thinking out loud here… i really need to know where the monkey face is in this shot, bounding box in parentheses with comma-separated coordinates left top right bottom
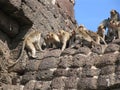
(58, 30, 65, 37)
(110, 10, 117, 15)
(98, 25, 104, 30)
(78, 25, 84, 30)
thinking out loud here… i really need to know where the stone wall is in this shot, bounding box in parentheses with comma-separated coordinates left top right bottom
(0, 0, 120, 90)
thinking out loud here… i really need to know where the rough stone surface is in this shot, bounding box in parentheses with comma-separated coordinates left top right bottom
(0, 0, 120, 90)
(60, 48, 77, 56)
(36, 69, 54, 81)
(38, 57, 59, 70)
(104, 44, 120, 53)
(100, 65, 115, 75)
(34, 81, 51, 90)
(65, 76, 78, 89)
(95, 53, 118, 68)
(58, 55, 73, 68)
(82, 66, 100, 77)
(77, 77, 97, 90)
(91, 44, 104, 55)
(21, 71, 37, 85)
(75, 46, 91, 55)
(97, 74, 116, 89)
(25, 60, 41, 71)
(51, 77, 65, 89)
(72, 54, 86, 67)
(54, 68, 67, 77)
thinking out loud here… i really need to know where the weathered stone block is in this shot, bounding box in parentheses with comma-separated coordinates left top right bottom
(95, 53, 118, 68)
(97, 74, 115, 89)
(75, 46, 91, 55)
(82, 66, 100, 77)
(21, 71, 36, 85)
(65, 76, 78, 89)
(38, 57, 58, 70)
(112, 39, 120, 45)
(72, 54, 86, 67)
(67, 68, 79, 77)
(51, 77, 65, 89)
(104, 44, 120, 53)
(0, 72, 12, 85)
(44, 49, 62, 58)
(100, 65, 115, 75)
(34, 81, 51, 90)
(1, 84, 24, 90)
(36, 70, 54, 80)
(58, 56, 73, 68)
(23, 80, 36, 90)
(86, 53, 99, 66)
(61, 48, 76, 56)
(77, 77, 97, 90)
(54, 68, 67, 77)
(25, 60, 41, 71)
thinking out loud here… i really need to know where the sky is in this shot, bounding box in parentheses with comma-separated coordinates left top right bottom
(74, 0, 120, 32)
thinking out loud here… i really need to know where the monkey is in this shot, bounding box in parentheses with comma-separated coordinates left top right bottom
(109, 20, 120, 39)
(77, 24, 88, 31)
(106, 10, 120, 40)
(73, 25, 107, 48)
(72, 26, 97, 47)
(43, 33, 52, 48)
(107, 19, 119, 40)
(107, 20, 117, 40)
(97, 24, 106, 40)
(86, 30, 107, 45)
(8, 30, 43, 68)
(43, 32, 60, 49)
(110, 9, 120, 21)
(114, 21, 120, 39)
(57, 30, 71, 51)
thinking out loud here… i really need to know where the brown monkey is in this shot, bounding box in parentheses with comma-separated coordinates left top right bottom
(86, 30, 107, 45)
(109, 20, 120, 39)
(73, 27, 97, 47)
(97, 24, 106, 40)
(78, 24, 88, 31)
(57, 30, 71, 51)
(44, 32, 60, 49)
(9, 30, 43, 67)
(73, 25, 107, 48)
(110, 9, 120, 21)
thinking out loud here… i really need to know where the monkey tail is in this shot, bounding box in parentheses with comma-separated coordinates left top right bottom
(100, 37, 107, 45)
(8, 41, 26, 68)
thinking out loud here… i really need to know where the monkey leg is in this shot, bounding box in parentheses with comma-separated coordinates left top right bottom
(95, 37, 100, 44)
(27, 42, 36, 58)
(36, 42, 43, 51)
(117, 30, 120, 39)
(61, 40, 67, 51)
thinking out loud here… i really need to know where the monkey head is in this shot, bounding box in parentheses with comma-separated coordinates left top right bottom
(78, 24, 87, 31)
(57, 30, 65, 37)
(98, 24, 106, 30)
(78, 24, 84, 29)
(110, 9, 117, 15)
